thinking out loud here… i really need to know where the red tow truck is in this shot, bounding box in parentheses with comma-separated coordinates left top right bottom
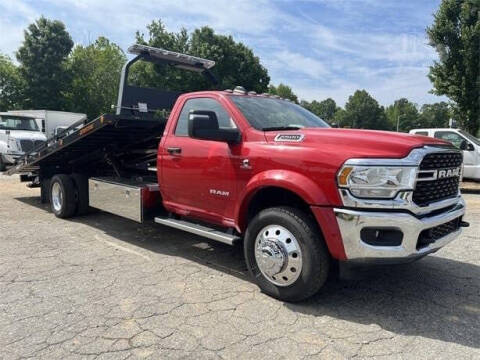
(8, 45, 468, 301)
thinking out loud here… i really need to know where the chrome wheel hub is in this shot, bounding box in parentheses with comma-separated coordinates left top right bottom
(254, 225, 302, 287)
(51, 182, 63, 212)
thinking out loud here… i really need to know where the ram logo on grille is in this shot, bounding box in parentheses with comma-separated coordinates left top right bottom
(437, 167, 461, 179)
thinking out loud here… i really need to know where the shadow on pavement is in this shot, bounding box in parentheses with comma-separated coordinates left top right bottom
(15, 196, 480, 349)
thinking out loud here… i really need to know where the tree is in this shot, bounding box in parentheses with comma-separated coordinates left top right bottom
(418, 102, 451, 128)
(16, 17, 73, 110)
(302, 98, 337, 123)
(268, 83, 298, 103)
(0, 55, 24, 111)
(66, 37, 126, 119)
(132, 20, 269, 93)
(333, 108, 348, 127)
(427, 0, 480, 135)
(385, 98, 420, 132)
(343, 90, 389, 130)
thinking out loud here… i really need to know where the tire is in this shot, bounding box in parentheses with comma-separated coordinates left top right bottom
(71, 173, 89, 215)
(244, 206, 330, 302)
(50, 174, 77, 218)
(0, 157, 6, 172)
(40, 178, 51, 204)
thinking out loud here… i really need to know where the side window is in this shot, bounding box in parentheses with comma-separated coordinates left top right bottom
(434, 131, 465, 149)
(415, 131, 429, 136)
(175, 98, 236, 136)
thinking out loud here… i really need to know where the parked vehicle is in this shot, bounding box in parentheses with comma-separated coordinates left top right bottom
(6, 110, 86, 139)
(0, 113, 47, 171)
(410, 128, 480, 180)
(7, 45, 468, 301)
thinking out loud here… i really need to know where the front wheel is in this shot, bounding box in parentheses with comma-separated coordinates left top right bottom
(244, 207, 330, 302)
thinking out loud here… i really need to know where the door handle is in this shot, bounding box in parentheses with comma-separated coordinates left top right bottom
(167, 147, 182, 155)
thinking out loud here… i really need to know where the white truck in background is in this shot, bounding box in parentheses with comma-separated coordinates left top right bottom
(6, 110, 86, 139)
(410, 128, 480, 180)
(0, 111, 86, 171)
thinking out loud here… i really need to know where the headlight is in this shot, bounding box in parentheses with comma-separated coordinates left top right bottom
(337, 165, 417, 199)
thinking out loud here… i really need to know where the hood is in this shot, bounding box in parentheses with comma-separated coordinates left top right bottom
(266, 128, 451, 159)
(5, 130, 46, 141)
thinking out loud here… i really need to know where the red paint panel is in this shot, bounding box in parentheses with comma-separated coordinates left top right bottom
(311, 206, 347, 260)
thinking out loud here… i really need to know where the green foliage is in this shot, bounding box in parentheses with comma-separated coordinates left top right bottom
(418, 102, 451, 128)
(66, 37, 126, 119)
(0, 54, 24, 111)
(132, 20, 269, 93)
(385, 98, 420, 132)
(16, 17, 73, 110)
(427, 0, 480, 134)
(268, 83, 298, 103)
(301, 98, 337, 123)
(333, 108, 348, 127)
(343, 90, 389, 130)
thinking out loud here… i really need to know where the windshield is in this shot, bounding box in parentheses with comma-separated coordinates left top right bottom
(0, 116, 39, 131)
(230, 96, 330, 131)
(459, 130, 480, 146)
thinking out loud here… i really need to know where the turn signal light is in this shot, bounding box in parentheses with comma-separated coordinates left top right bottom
(338, 166, 353, 186)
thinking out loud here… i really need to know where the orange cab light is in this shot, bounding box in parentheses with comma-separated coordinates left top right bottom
(338, 167, 353, 186)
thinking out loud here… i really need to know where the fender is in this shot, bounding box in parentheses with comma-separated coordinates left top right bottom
(235, 169, 330, 231)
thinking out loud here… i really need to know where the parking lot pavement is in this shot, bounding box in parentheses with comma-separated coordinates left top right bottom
(0, 174, 479, 360)
(462, 180, 480, 193)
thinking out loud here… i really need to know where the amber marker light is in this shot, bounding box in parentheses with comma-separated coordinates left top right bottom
(338, 166, 353, 186)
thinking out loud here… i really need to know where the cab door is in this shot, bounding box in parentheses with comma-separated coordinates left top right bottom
(161, 97, 240, 225)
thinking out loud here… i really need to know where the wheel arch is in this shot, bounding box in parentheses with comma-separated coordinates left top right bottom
(235, 170, 329, 233)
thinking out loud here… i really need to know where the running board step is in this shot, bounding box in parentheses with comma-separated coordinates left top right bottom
(154, 217, 240, 245)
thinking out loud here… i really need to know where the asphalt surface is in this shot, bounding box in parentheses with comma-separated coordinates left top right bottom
(0, 174, 479, 359)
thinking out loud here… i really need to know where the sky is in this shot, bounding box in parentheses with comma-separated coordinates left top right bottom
(0, 0, 445, 107)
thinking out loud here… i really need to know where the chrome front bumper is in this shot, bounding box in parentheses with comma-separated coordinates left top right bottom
(334, 198, 466, 263)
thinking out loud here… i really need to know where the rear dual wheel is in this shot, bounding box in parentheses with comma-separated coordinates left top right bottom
(0, 157, 6, 172)
(49, 174, 89, 218)
(50, 175, 77, 218)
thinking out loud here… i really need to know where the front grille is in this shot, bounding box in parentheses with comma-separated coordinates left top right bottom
(417, 217, 461, 249)
(34, 140, 45, 148)
(419, 152, 463, 170)
(413, 177, 460, 206)
(19, 139, 34, 152)
(18, 139, 45, 153)
(413, 152, 463, 206)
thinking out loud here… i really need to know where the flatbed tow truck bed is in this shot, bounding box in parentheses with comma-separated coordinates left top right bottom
(6, 114, 166, 176)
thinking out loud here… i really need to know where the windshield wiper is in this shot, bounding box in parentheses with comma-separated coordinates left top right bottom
(261, 125, 303, 131)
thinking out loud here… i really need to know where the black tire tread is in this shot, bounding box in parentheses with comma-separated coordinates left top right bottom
(40, 178, 50, 204)
(71, 173, 89, 215)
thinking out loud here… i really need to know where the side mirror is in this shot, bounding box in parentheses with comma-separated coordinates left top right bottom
(188, 110, 241, 144)
(459, 140, 474, 151)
